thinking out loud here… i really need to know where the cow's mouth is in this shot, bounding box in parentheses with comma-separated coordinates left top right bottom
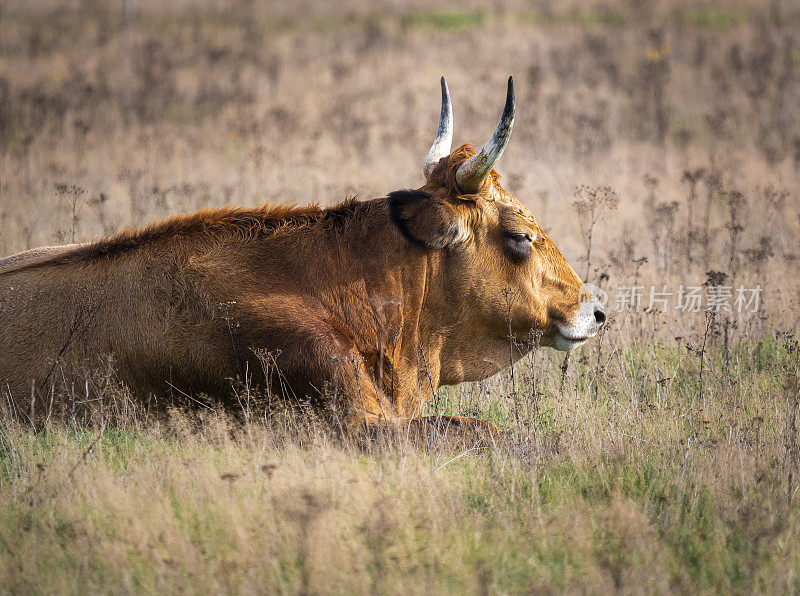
(555, 325, 597, 341)
(550, 325, 598, 351)
(552, 333, 589, 351)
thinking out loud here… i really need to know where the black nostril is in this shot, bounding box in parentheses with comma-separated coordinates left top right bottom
(594, 308, 606, 325)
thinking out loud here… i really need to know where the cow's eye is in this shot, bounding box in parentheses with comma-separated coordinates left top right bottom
(502, 231, 533, 261)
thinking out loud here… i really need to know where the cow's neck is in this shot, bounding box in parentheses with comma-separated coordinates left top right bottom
(309, 199, 451, 409)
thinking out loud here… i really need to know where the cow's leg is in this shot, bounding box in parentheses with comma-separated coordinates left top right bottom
(279, 343, 498, 443)
(324, 347, 396, 432)
(420, 415, 500, 437)
(243, 305, 497, 441)
(291, 347, 500, 444)
(238, 300, 392, 430)
(251, 330, 392, 432)
(385, 415, 500, 448)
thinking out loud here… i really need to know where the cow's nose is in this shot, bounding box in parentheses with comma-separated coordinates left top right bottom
(594, 305, 606, 326)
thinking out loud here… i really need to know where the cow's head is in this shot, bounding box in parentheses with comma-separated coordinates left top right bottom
(389, 77, 605, 371)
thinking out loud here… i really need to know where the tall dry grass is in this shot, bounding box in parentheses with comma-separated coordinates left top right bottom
(1, 332, 799, 592)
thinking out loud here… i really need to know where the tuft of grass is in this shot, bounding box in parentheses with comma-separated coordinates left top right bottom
(578, 7, 627, 27)
(680, 6, 744, 29)
(402, 10, 485, 31)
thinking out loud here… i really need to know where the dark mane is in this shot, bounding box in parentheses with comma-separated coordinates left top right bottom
(26, 197, 371, 269)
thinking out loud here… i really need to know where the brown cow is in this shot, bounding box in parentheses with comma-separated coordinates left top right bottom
(0, 77, 604, 434)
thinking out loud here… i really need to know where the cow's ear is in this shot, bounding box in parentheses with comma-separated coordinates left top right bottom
(387, 190, 467, 249)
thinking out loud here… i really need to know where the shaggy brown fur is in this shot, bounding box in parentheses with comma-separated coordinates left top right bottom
(8, 201, 369, 271)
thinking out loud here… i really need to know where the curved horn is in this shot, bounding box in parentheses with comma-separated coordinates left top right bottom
(423, 76, 453, 178)
(455, 76, 515, 193)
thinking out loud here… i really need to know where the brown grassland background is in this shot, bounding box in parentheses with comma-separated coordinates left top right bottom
(1, 0, 800, 592)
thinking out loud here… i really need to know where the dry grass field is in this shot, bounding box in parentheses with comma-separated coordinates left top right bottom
(1, 0, 800, 592)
